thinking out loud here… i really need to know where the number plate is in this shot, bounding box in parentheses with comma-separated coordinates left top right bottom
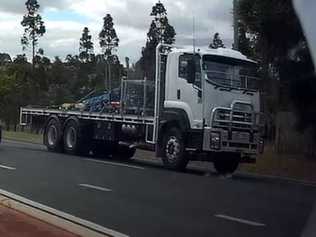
(232, 132, 250, 141)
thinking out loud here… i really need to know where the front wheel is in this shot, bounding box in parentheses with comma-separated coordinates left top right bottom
(161, 127, 188, 171)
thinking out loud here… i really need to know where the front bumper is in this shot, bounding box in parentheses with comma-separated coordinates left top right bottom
(203, 127, 264, 158)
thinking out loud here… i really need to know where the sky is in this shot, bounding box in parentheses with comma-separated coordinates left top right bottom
(0, 0, 234, 64)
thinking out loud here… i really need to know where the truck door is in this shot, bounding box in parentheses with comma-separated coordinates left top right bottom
(165, 53, 203, 129)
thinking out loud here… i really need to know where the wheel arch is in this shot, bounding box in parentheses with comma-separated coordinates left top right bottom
(161, 108, 191, 132)
(156, 108, 191, 157)
(44, 115, 60, 130)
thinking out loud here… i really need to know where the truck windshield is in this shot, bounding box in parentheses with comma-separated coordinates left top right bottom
(203, 59, 260, 91)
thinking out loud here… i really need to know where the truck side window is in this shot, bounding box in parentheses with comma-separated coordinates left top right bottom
(178, 54, 201, 88)
(179, 55, 189, 79)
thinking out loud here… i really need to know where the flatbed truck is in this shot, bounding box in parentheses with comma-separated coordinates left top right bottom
(20, 44, 264, 174)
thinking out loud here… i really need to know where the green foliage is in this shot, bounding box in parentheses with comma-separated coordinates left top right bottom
(209, 33, 225, 49)
(98, 14, 121, 90)
(0, 70, 19, 127)
(149, 1, 176, 44)
(13, 54, 28, 64)
(238, 0, 316, 138)
(138, 1, 176, 80)
(0, 61, 33, 128)
(79, 27, 94, 63)
(238, 0, 304, 64)
(237, 22, 255, 58)
(0, 53, 12, 65)
(21, 0, 46, 64)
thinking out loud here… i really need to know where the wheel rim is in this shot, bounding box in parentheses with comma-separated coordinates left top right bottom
(165, 136, 181, 162)
(47, 125, 58, 146)
(66, 126, 77, 149)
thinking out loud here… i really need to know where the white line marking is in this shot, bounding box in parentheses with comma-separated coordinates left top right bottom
(79, 184, 112, 192)
(0, 188, 129, 237)
(84, 158, 145, 170)
(0, 164, 16, 170)
(215, 214, 266, 227)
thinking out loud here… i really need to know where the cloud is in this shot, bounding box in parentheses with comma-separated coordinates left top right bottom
(0, 0, 66, 14)
(0, 0, 234, 62)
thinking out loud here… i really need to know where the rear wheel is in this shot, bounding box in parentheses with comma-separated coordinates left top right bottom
(63, 120, 91, 156)
(161, 127, 188, 171)
(213, 153, 240, 175)
(44, 119, 63, 152)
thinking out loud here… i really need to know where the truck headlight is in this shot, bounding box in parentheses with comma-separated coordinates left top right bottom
(210, 132, 221, 150)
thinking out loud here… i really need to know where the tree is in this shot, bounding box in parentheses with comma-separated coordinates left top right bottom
(79, 27, 94, 63)
(238, 0, 315, 139)
(0, 70, 20, 130)
(13, 54, 28, 64)
(99, 14, 119, 59)
(21, 0, 46, 66)
(0, 53, 12, 66)
(125, 57, 130, 69)
(0, 57, 33, 130)
(209, 33, 225, 49)
(33, 49, 51, 94)
(99, 14, 120, 90)
(150, 1, 176, 44)
(237, 22, 255, 58)
(65, 54, 80, 66)
(138, 1, 176, 80)
(48, 57, 74, 104)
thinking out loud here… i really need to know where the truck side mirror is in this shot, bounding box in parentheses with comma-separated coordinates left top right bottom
(187, 59, 196, 84)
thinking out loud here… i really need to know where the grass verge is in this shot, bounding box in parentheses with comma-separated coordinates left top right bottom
(2, 131, 42, 144)
(240, 145, 316, 183)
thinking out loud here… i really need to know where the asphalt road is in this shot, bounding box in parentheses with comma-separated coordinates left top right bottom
(0, 140, 315, 237)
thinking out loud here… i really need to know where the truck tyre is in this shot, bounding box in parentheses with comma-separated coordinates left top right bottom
(44, 118, 63, 152)
(63, 120, 90, 156)
(161, 127, 188, 171)
(213, 154, 240, 175)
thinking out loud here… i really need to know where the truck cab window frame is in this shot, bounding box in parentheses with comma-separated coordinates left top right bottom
(178, 54, 202, 88)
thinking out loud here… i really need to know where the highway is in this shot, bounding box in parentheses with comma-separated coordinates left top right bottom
(0, 140, 315, 237)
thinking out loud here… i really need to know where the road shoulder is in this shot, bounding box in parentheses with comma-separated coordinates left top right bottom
(0, 189, 129, 237)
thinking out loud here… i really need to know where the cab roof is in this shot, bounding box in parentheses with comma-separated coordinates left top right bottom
(171, 46, 256, 63)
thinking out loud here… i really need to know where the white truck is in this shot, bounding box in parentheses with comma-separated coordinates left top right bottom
(20, 44, 264, 174)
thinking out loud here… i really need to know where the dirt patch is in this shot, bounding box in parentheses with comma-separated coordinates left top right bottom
(0, 205, 79, 237)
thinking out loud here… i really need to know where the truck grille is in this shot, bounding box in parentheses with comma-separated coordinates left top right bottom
(212, 107, 263, 131)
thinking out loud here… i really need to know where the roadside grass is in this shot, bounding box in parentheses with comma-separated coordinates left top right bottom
(2, 131, 42, 144)
(3, 130, 316, 183)
(240, 145, 316, 183)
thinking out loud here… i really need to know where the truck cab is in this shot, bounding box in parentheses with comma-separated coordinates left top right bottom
(158, 45, 264, 173)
